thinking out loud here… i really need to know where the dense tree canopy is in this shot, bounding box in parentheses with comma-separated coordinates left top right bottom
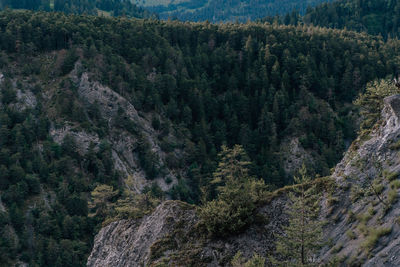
(0, 10, 399, 188)
(303, 0, 400, 39)
(0, 10, 400, 265)
(146, 0, 331, 22)
(0, 0, 153, 18)
(267, 0, 400, 40)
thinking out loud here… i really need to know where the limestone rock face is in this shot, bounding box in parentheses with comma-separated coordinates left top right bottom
(319, 94, 400, 265)
(87, 201, 198, 267)
(87, 95, 400, 267)
(87, 199, 288, 267)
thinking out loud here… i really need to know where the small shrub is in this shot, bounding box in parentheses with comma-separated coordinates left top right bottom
(385, 171, 399, 181)
(346, 229, 356, 240)
(332, 243, 343, 253)
(350, 185, 364, 203)
(361, 227, 391, 252)
(232, 251, 266, 267)
(357, 212, 372, 224)
(390, 180, 400, 189)
(347, 210, 356, 223)
(357, 223, 368, 236)
(388, 189, 397, 205)
(368, 206, 376, 216)
(375, 184, 384, 195)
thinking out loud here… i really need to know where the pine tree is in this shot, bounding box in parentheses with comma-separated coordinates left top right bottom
(88, 184, 118, 219)
(270, 164, 323, 266)
(200, 145, 267, 237)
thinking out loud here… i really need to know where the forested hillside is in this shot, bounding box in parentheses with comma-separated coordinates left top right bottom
(302, 0, 400, 39)
(142, 0, 331, 22)
(1, 10, 400, 266)
(0, 0, 153, 18)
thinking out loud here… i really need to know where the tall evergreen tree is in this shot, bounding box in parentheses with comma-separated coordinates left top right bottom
(270, 164, 323, 266)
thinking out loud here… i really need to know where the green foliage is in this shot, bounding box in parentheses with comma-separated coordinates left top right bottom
(0, 73, 122, 265)
(388, 189, 397, 205)
(1, 79, 16, 105)
(0, 11, 397, 191)
(385, 171, 399, 182)
(354, 79, 400, 132)
(361, 227, 391, 253)
(152, 0, 328, 22)
(356, 212, 373, 225)
(136, 135, 160, 179)
(231, 251, 266, 267)
(1, 0, 153, 18)
(90, 176, 161, 225)
(302, 0, 400, 39)
(60, 48, 79, 76)
(346, 229, 356, 240)
(270, 164, 323, 266)
(0, 9, 399, 265)
(390, 180, 400, 190)
(200, 145, 268, 237)
(88, 184, 119, 219)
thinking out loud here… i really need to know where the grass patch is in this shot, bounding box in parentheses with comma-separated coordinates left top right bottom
(367, 206, 376, 216)
(356, 212, 373, 224)
(332, 242, 343, 253)
(373, 183, 384, 195)
(361, 227, 392, 253)
(346, 229, 356, 240)
(390, 180, 400, 189)
(350, 185, 364, 203)
(384, 170, 399, 181)
(357, 223, 368, 236)
(388, 189, 398, 205)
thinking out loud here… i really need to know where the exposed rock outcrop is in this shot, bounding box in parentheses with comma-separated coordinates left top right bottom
(87, 199, 288, 267)
(88, 96, 400, 266)
(317, 94, 400, 265)
(48, 64, 186, 192)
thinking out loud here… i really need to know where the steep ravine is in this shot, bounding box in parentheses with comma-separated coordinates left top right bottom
(48, 62, 188, 193)
(87, 95, 400, 266)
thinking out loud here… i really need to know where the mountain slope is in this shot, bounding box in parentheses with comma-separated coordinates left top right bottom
(0, 0, 153, 18)
(87, 93, 400, 266)
(302, 0, 400, 39)
(140, 0, 332, 22)
(1, 10, 400, 266)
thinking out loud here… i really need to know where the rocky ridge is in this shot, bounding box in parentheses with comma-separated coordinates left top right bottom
(87, 95, 400, 266)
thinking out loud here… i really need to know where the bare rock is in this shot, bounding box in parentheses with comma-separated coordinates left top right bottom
(318, 94, 400, 265)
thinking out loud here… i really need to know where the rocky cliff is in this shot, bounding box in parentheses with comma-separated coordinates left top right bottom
(87, 95, 400, 266)
(317, 94, 400, 266)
